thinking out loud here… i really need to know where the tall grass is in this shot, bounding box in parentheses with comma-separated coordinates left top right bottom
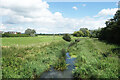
(53, 48, 67, 71)
(2, 40, 69, 78)
(69, 37, 119, 78)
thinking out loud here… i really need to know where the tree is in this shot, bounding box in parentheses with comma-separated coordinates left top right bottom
(73, 31, 84, 37)
(99, 10, 120, 44)
(79, 28, 90, 37)
(62, 34, 71, 42)
(89, 29, 101, 38)
(85, 30, 90, 37)
(25, 28, 36, 36)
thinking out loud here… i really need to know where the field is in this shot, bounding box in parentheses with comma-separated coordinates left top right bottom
(1, 36, 120, 78)
(2, 36, 62, 46)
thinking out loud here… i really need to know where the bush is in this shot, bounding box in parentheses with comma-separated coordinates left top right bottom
(75, 39, 80, 42)
(62, 34, 71, 42)
(61, 48, 66, 58)
(2, 33, 30, 37)
(53, 57, 67, 71)
(73, 31, 84, 37)
(89, 29, 101, 38)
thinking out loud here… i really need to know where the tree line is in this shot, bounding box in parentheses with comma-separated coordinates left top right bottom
(99, 10, 120, 44)
(72, 10, 120, 44)
(2, 29, 36, 37)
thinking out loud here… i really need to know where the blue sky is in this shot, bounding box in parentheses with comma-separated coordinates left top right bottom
(0, 0, 119, 33)
(48, 2, 117, 18)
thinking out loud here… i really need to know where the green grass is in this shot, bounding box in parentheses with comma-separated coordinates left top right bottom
(1, 36, 70, 78)
(68, 37, 119, 78)
(2, 40, 69, 78)
(1, 36, 120, 78)
(1, 36, 62, 46)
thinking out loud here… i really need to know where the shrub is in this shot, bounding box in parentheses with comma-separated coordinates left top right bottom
(53, 58, 67, 71)
(62, 34, 71, 42)
(75, 39, 80, 42)
(61, 48, 66, 58)
(73, 31, 84, 37)
(2, 33, 30, 37)
(68, 42, 76, 47)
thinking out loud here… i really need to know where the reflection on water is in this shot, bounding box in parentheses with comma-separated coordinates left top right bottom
(40, 53, 76, 78)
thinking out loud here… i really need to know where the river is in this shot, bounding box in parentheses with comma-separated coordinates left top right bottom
(40, 52, 76, 78)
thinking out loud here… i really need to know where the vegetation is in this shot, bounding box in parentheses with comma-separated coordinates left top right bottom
(73, 31, 84, 37)
(73, 28, 90, 37)
(62, 34, 71, 42)
(99, 10, 120, 44)
(53, 48, 67, 71)
(68, 38, 119, 78)
(2, 33, 30, 37)
(2, 37, 69, 78)
(1, 10, 120, 79)
(2, 36, 62, 46)
(89, 29, 101, 38)
(1, 35, 120, 79)
(80, 28, 90, 37)
(25, 28, 36, 37)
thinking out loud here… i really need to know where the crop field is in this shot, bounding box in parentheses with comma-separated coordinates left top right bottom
(1, 36, 120, 79)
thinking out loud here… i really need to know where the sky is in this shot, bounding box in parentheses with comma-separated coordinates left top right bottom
(0, 0, 119, 34)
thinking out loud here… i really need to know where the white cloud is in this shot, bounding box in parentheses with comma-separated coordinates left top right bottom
(82, 4, 86, 7)
(72, 6, 78, 10)
(0, 24, 6, 30)
(0, 0, 115, 33)
(95, 8, 118, 17)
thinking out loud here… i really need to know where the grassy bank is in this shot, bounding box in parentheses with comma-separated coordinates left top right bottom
(68, 37, 119, 78)
(2, 36, 69, 78)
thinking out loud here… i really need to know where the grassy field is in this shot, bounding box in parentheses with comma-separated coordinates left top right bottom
(1, 36, 62, 46)
(1, 36, 120, 78)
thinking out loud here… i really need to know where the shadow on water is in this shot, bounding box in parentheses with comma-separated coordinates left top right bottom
(40, 52, 76, 78)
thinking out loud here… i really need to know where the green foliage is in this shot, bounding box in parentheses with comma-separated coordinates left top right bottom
(69, 37, 119, 78)
(61, 48, 66, 58)
(99, 10, 120, 44)
(73, 28, 90, 37)
(2, 33, 30, 37)
(62, 34, 71, 42)
(73, 31, 84, 37)
(53, 57, 67, 71)
(53, 48, 67, 71)
(84, 30, 90, 37)
(25, 28, 36, 36)
(80, 28, 90, 37)
(89, 29, 101, 38)
(2, 37, 69, 78)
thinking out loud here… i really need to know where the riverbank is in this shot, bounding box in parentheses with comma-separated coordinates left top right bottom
(69, 37, 119, 78)
(40, 52, 76, 78)
(2, 39, 69, 78)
